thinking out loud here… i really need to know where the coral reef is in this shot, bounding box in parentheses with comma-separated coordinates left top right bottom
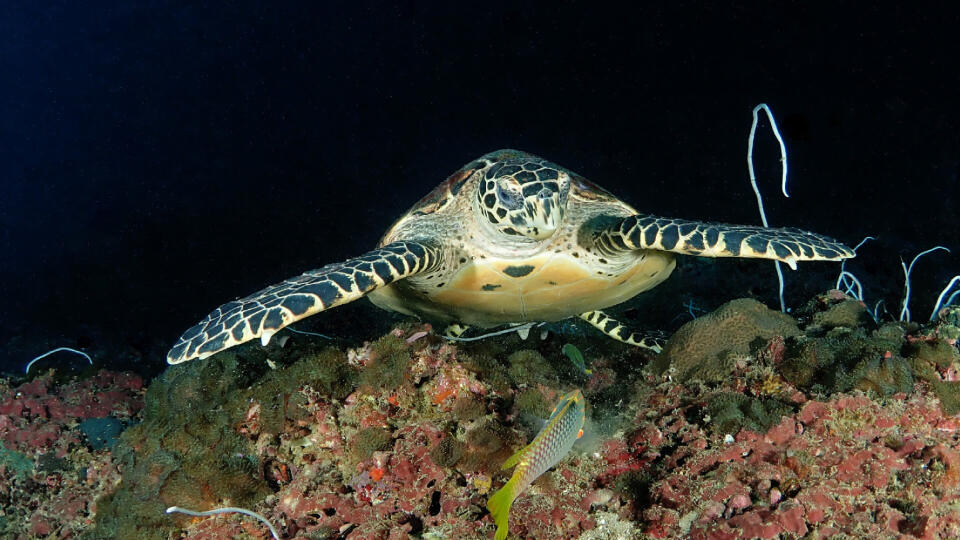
(77, 325, 641, 539)
(8, 291, 960, 538)
(636, 390, 960, 538)
(0, 369, 143, 538)
(628, 291, 960, 538)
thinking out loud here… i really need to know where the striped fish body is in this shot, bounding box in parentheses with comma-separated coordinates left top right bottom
(487, 389, 585, 540)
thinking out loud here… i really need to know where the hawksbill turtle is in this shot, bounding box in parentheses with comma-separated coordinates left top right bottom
(167, 149, 854, 364)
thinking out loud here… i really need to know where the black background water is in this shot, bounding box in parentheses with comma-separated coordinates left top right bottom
(2, 3, 958, 374)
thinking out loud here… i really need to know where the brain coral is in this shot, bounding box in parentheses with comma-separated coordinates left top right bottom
(652, 298, 800, 382)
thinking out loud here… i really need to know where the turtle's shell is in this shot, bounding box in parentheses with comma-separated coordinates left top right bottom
(367, 156, 676, 327)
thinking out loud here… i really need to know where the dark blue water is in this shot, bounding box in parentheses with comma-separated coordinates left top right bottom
(2, 2, 958, 375)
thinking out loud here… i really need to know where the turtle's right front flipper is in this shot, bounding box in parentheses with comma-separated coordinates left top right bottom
(592, 214, 854, 270)
(166, 241, 442, 364)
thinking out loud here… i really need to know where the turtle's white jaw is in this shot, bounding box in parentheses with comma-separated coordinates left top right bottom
(521, 191, 564, 240)
(477, 186, 567, 242)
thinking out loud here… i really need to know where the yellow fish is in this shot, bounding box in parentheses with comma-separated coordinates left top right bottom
(487, 389, 586, 540)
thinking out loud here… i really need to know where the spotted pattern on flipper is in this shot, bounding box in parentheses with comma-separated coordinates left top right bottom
(579, 310, 664, 353)
(594, 214, 855, 269)
(167, 241, 442, 364)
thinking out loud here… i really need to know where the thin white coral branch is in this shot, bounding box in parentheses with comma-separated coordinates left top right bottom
(165, 506, 281, 540)
(929, 275, 960, 321)
(899, 246, 950, 321)
(24, 347, 93, 374)
(747, 103, 790, 312)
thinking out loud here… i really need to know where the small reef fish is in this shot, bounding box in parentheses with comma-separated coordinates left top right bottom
(562, 343, 593, 375)
(487, 389, 586, 540)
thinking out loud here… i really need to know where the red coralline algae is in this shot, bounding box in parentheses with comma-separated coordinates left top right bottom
(0, 370, 143, 459)
(0, 369, 140, 538)
(635, 385, 960, 539)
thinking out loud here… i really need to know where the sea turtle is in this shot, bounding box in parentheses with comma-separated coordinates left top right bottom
(167, 149, 854, 364)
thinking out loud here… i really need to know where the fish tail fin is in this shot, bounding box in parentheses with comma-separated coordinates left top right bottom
(487, 479, 516, 540)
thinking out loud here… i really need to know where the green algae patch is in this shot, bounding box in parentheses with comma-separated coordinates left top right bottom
(779, 325, 911, 398)
(460, 418, 519, 474)
(465, 419, 510, 453)
(360, 334, 412, 391)
(514, 388, 551, 418)
(905, 339, 960, 414)
(86, 342, 354, 539)
(810, 298, 875, 331)
(225, 346, 358, 435)
(906, 340, 958, 372)
(460, 351, 512, 393)
(507, 349, 558, 386)
(283, 347, 358, 400)
(845, 348, 914, 396)
(777, 299, 960, 414)
(707, 392, 793, 435)
(646, 294, 960, 425)
(452, 394, 488, 421)
(350, 427, 394, 461)
(931, 381, 960, 415)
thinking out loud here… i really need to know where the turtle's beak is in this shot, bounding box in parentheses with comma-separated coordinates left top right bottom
(523, 188, 564, 240)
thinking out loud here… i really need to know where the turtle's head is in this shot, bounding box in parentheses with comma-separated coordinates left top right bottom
(475, 157, 571, 241)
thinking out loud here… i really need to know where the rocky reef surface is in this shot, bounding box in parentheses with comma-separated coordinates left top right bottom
(0, 370, 143, 537)
(3, 291, 960, 539)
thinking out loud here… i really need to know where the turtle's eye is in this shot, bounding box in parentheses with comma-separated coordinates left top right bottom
(496, 180, 523, 209)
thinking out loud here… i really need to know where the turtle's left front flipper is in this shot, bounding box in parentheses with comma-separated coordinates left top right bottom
(592, 214, 854, 269)
(166, 240, 442, 364)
